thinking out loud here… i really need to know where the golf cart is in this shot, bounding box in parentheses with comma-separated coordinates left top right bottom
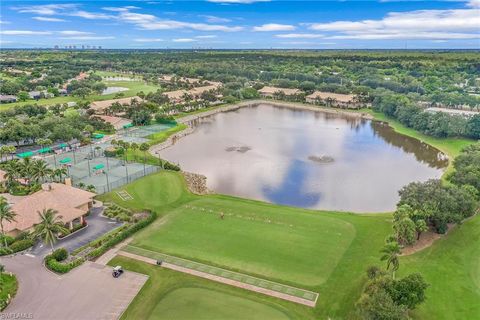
(112, 266, 124, 278)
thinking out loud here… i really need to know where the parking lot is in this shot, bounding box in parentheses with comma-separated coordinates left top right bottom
(1, 255, 147, 320)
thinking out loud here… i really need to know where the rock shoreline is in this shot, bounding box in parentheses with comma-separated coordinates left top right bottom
(182, 171, 210, 195)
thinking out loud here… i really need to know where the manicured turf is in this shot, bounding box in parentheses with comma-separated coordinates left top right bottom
(399, 214, 480, 320)
(148, 287, 291, 320)
(100, 171, 392, 318)
(109, 256, 309, 320)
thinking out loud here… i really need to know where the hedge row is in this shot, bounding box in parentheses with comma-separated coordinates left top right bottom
(45, 255, 85, 274)
(86, 211, 157, 260)
(0, 239, 34, 256)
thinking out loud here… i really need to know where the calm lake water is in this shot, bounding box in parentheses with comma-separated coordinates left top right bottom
(102, 86, 129, 95)
(160, 104, 448, 212)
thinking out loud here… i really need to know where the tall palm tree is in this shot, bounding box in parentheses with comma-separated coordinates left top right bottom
(31, 160, 52, 183)
(52, 168, 67, 183)
(3, 161, 21, 187)
(0, 196, 16, 247)
(33, 209, 69, 253)
(20, 158, 34, 184)
(380, 241, 401, 279)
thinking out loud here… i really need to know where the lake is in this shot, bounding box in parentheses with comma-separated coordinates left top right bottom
(160, 104, 448, 212)
(102, 86, 129, 95)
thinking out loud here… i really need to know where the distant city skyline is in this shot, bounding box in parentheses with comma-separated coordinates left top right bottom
(1, 0, 479, 49)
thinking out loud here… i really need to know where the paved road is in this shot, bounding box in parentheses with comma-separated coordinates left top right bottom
(0, 255, 147, 320)
(31, 205, 123, 257)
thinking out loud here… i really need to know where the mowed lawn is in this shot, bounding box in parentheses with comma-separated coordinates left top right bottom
(399, 214, 480, 320)
(109, 256, 310, 320)
(100, 171, 392, 318)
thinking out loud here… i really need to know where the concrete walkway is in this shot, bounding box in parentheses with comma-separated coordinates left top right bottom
(118, 249, 318, 307)
(0, 254, 147, 320)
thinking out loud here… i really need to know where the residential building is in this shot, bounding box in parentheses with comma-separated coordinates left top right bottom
(306, 91, 365, 109)
(258, 86, 303, 98)
(89, 96, 144, 114)
(0, 95, 18, 103)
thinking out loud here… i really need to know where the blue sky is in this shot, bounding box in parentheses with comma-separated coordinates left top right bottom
(1, 0, 479, 49)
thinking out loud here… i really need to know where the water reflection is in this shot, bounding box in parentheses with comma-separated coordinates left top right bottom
(160, 104, 447, 212)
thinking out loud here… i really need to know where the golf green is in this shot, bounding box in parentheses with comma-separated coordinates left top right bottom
(148, 287, 291, 320)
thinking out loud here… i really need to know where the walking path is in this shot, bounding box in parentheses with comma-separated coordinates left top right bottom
(119, 245, 318, 307)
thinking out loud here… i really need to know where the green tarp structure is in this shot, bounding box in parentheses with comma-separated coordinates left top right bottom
(92, 164, 105, 170)
(17, 151, 34, 158)
(59, 157, 71, 164)
(58, 143, 68, 148)
(92, 133, 104, 139)
(123, 123, 134, 129)
(37, 147, 51, 154)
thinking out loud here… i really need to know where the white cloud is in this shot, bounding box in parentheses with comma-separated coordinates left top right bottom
(196, 35, 218, 39)
(14, 4, 77, 15)
(207, 0, 270, 3)
(119, 11, 243, 31)
(134, 38, 164, 42)
(102, 6, 140, 12)
(172, 38, 197, 42)
(308, 6, 480, 40)
(1, 30, 52, 35)
(253, 23, 296, 32)
(0, 19, 9, 24)
(33, 16, 66, 22)
(59, 36, 115, 40)
(467, 0, 480, 8)
(58, 31, 93, 36)
(276, 33, 324, 39)
(200, 15, 232, 23)
(70, 11, 112, 20)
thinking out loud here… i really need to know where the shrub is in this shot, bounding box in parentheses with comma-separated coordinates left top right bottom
(0, 247, 13, 256)
(15, 231, 31, 241)
(45, 256, 84, 274)
(52, 248, 68, 262)
(8, 239, 34, 253)
(163, 161, 180, 171)
(0, 235, 15, 246)
(87, 211, 156, 260)
(104, 147, 117, 157)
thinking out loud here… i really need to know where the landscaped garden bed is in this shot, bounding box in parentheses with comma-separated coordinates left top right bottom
(0, 270, 18, 311)
(0, 233, 34, 256)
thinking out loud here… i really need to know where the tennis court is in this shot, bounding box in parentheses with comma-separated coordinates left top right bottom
(43, 123, 173, 193)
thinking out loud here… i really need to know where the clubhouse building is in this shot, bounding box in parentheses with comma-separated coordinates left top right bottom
(3, 183, 96, 237)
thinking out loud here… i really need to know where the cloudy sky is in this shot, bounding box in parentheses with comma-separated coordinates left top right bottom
(1, 0, 479, 49)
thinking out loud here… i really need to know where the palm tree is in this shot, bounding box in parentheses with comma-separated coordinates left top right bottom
(33, 208, 69, 253)
(77, 182, 86, 189)
(52, 168, 67, 183)
(3, 161, 21, 187)
(31, 160, 53, 183)
(86, 185, 96, 193)
(380, 241, 401, 279)
(0, 197, 16, 247)
(20, 158, 34, 184)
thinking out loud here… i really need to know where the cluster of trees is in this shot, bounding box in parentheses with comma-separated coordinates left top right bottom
(67, 74, 106, 98)
(3, 50, 479, 108)
(390, 143, 480, 246)
(356, 240, 428, 320)
(0, 104, 113, 146)
(373, 90, 480, 139)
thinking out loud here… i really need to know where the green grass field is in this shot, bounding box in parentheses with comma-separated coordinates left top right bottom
(109, 256, 310, 320)
(101, 170, 480, 319)
(100, 171, 392, 318)
(1, 77, 161, 110)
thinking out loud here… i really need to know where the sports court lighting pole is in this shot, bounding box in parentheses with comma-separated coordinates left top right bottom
(72, 148, 77, 164)
(87, 158, 91, 177)
(104, 171, 110, 192)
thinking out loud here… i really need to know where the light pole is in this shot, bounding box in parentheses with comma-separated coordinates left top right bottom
(104, 171, 110, 192)
(87, 158, 91, 177)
